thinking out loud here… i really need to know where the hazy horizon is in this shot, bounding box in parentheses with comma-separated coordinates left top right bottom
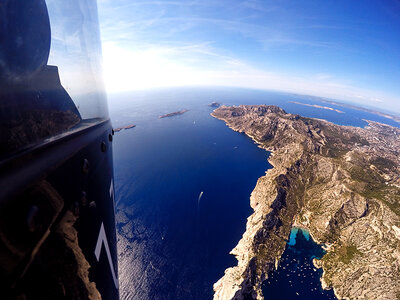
(98, 0, 400, 113)
(106, 85, 400, 117)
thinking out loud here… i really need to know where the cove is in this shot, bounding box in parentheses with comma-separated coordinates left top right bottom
(262, 227, 336, 299)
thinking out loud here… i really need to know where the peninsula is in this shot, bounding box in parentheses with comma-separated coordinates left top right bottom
(211, 105, 400, 300)
(289, 101, 344, 114)
(114, 124, 136, 132)
(159, 109, 188, 118)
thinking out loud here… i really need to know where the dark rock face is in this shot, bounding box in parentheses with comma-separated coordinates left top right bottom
(328, 193, 368, 239)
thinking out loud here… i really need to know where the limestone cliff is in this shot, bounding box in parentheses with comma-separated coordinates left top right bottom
(211, 105, 400, 300)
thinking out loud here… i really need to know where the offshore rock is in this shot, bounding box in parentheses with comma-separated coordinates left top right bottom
(212, 105, 400, 300)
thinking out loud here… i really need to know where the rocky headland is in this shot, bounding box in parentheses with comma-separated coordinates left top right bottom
(289, 101, 344, 114)
(211, 105, 400, 300)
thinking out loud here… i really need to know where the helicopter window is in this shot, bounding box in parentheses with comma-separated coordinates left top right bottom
(0, 0, 108, 160)
(46, 0, 108, 120)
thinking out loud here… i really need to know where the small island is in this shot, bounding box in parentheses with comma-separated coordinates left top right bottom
(114, 124, 136, 132)
(212, 105, 400, 300)
(159, 109, 188, 118)
(208, 101, 221, 108)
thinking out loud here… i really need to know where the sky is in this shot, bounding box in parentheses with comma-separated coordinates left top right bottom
(97, 0, 400, 113)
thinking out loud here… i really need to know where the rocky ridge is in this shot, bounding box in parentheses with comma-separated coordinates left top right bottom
(211, 105, 400, 300)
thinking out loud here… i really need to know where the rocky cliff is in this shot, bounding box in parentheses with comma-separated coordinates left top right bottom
(211, 105, 400, 300)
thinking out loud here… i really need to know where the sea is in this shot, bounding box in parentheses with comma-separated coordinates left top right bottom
(108, 87, 399, 300)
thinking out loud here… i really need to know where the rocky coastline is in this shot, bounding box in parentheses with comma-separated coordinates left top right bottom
(212, 105, 400, 300)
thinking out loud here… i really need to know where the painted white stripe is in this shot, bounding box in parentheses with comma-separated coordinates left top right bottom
(94, 222, 119, 290)
(109, 180, 115, 205)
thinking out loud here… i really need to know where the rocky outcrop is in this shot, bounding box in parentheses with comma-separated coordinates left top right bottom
(209, 102, 221, 108)
(159, 109, 188, 118)
(212, 105, 400, 300)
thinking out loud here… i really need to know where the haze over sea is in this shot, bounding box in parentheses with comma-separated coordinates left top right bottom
(109, 87, 399, 300)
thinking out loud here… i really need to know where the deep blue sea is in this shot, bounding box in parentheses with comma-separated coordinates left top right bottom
(109, 87, 399, 300)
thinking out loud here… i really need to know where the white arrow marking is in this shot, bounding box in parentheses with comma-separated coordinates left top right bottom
(109, 180, 115, 206)
(94, 222, 119, 290)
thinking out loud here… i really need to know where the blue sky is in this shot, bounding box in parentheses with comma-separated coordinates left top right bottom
(97, 0, 400, 112)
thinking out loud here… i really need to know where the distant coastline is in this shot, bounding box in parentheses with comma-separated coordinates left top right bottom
(289, 101, 344, 113)
(320, 99, 400, 124)
(288, 93, 400, 124)
(159, 109, 188, 118)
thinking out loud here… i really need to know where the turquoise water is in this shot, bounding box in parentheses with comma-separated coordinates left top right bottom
(263, 227, 336, 299)
(109, 87, 397, 299)
(288, 227, 310, 246)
